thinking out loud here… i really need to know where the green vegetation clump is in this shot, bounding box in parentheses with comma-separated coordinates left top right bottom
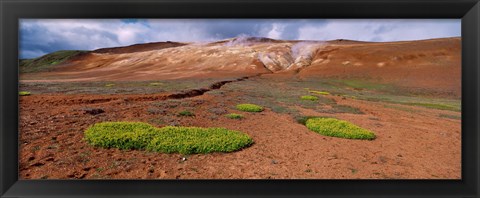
(84, 122, 158, 150)
(309, 91, 330, 95)
(84, 122, 253, 154)
(300, 95, 318, 101)
(225, 113, 244, 119)
(19, 91, 31, 96)
(178, 110, 195, 116)
(105, 83, 115, 87)
(305, 117, 376, 140)
(236, 104, 264, 112)
(147, 126, 253, 154)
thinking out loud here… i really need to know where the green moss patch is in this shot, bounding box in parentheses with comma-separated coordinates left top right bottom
(300, 95, 318, 101)
(147, 126, 252, 154)
(305, 118, 376, 140)
(236, 104, 264, 112)
(84, 122, 253, 154)
(225, 113, 244, 119)
(19, 91, 31, 96)
(309, 91, 330, 95)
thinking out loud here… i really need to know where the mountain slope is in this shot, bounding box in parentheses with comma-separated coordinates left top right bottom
(20, 37, 461, 96)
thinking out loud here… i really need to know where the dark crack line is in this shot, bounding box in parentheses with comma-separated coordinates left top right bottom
(167, 75, 259, 100)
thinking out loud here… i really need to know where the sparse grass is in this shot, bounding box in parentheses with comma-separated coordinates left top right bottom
(402, 102, 460, 112)
(270, 105, 297, 114)
(439, 114, 461, 120)
(208, 107, 227, 115)
(153, 100, 181, 108)
(19, 79, 221, 95)
(147, 108, 166, 115)
(383, 104, 418, 113)
(300, 95, 318, 101)
(178, 110, 195, 117)
(105, 83, 115, 87)
(225, 113, 244, 119)
(236, 104, 264, 112)
(336, 79, 391, 91)
(84, 122, 253, 154)
(305, 117, 376, 140)
(328, 104, 364, 114)
(19, 91, 31, 96)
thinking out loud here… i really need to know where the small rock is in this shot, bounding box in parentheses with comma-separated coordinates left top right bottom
(82, 107, 105, 115)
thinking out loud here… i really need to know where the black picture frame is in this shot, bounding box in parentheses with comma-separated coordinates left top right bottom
(1, 0, 479, 197)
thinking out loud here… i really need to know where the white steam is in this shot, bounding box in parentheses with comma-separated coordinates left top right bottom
(224, 34, 265, 47)
(290, 42, 324, 61)
(287, 42, 325, 70)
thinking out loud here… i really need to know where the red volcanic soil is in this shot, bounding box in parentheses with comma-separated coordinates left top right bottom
(19, 88, 460, 179)
(20, 37, 461, 97)
(297, 38, 461, 96)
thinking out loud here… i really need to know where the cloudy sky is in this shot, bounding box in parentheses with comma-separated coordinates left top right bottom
(19, 19, 460, 59)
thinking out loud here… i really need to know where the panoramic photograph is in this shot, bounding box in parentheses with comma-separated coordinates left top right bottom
(18, 19, 461, 179)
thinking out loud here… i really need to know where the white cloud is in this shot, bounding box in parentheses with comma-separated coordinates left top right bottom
(19, 19, 461, 58)
(297, 19, 460, 42)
